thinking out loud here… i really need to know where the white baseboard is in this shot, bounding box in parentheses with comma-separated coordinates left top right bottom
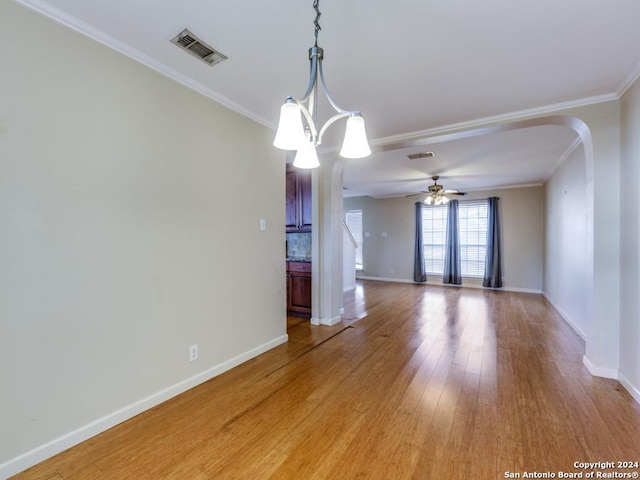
(618, 372, 640, 405)
(543, 296, 640, 406)
(542, 293, 586, 340)
(356, 275, 542, 293)
(582, 358, 640, 406)
(582, 355, 619, 379)
(310, 315, 342, 326)
(459, 283, 542, 294)
(0, 334, 288, 479)
(356, 275, 415, 284)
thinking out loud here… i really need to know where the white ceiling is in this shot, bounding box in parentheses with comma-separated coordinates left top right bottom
(18, 0, 640, 197)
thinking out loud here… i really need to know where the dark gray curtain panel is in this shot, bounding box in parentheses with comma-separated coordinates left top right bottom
(414, 202, 427, 283)
(443, 199, 462, 285)
(483, 197, 503, 288)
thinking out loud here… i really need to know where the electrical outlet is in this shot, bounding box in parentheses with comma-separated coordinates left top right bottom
(189, 344, 198, 362)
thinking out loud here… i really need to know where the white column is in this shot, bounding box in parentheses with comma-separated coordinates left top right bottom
(311, 155, 345, 326)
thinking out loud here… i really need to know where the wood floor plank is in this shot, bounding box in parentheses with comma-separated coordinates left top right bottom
(11, 281, 640, 479)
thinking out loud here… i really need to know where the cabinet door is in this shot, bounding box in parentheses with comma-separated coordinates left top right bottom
(285, 167, 298, 231)
(289, 274, 312, 312)
(298, 168, 312, 231)
(287, 262, 312, 316)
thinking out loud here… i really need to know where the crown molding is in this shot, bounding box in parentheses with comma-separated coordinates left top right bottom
(372, 182, 544, 199)
(12, 0, 275, 130)
(12, 0, 637, 140)
(546, 136, 584, 180)
(370, 92, 618, 151)
(617, 59, 640, 97)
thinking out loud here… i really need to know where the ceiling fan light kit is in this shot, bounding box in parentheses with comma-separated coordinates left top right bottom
(420, 176, 467, 205)
(273, 0, 371, 168)
(425, 192, 450, 205)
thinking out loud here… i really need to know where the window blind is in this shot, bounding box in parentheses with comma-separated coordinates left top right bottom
(422, 200, 488, 278)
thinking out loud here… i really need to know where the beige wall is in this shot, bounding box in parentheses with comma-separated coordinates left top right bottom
(620, 76, 640, 396)
(344, 186, 544, 292)
(544, 146, 589, 338)
(557, 102, 621, 377)
(0, 1, 285, 474)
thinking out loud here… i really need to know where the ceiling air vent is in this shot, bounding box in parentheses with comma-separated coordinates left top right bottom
(171, 29, 228, 66)
(407, 152, 435, 160)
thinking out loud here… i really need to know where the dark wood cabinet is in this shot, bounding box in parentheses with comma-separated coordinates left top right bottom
(286, 165, 312, 232)
(287, 261, 312, 316)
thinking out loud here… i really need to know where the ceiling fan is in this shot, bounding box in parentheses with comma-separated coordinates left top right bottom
(408, 176, 467, 205)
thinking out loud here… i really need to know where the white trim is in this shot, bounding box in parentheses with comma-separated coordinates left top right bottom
(618, 373, 640, 405)
(617, 59, 640, 97)
(310, 315, 342, 326)
(446, 282, 542, 294)
(0, 334, 288, 479)
(357, 275, 415, 284)
(546, 136, 583, 180)
(367, 94, 617, 152)
(582, 360, 640, 406)
(342, 220, 358, 249)
(370, 182, 545, 199)
(582, 355, 619, 380)
(542, 293, 586, 340)
(11, 0, 274, 130)
(356, 276, 542, 293)
(463, 182, 544, 192)
(484, 285, 541, 294)
(11, 0, 630, 151)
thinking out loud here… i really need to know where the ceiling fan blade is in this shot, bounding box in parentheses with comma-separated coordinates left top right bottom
(405, 191, 429, 197)
(402, 179, 469, 198)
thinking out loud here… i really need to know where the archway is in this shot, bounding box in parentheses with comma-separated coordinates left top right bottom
(317, 115, 598, 374)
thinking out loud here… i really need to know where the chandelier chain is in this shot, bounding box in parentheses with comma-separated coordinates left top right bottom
(272, 0, 371, 163)
(313, 0, 321, 46)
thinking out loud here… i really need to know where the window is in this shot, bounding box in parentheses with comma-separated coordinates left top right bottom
(421, 206, 448, 274)
(422, 200, 488, 277)
(458, 201, 488, 277)
(345, 210, 364, 270)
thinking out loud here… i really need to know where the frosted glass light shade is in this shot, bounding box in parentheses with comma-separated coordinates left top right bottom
(340, 115, 371, 158)
(293, 136, 319, 169)
(441, 195, 449, 204)
(273, 101, 305, 150)
(424, 196, 433, 205)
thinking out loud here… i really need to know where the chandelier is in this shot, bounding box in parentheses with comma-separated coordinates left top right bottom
(273, 0, 371, 168)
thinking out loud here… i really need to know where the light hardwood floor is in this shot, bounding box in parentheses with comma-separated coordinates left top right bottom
(13, 281, 640, 479)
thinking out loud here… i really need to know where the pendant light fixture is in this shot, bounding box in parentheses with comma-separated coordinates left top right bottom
(273, 0, 371, 168)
